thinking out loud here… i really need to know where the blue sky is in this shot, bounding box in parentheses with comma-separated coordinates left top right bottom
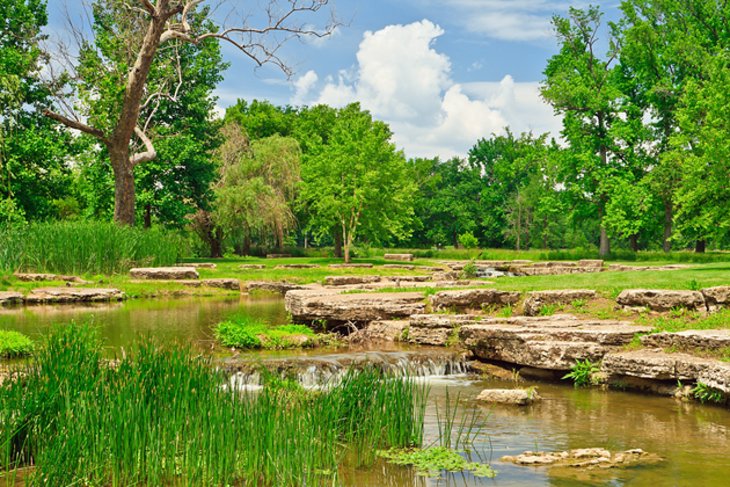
(46, 1, 621, 159)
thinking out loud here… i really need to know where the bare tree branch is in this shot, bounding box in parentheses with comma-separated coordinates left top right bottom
(131, 126, 156, 165)
(43, 109, 108, 143)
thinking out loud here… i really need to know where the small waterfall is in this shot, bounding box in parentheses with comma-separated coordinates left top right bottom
(226, 351, 471, 390)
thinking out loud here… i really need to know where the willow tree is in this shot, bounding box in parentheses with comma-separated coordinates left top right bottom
(44, 0, 335, 225)
(214, 123, 301, 254)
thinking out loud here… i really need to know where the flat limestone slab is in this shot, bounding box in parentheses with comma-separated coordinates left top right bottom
(523, 289, 596, 316)
(180, 278, 241, 291)
(641, 329, 730, 350)
(384, 253, 414, 262)
(25, 287, 125, 304)
(180, 262, 217, 269)
(14, 273, 88, 283)
(347, 320, 408, 343)
(601, 350, 714, 381)
(243, 281, 310, 295)
(701, 286, 730, 311)
(431, 289, 520, 310)
(502, 448, 661, 469)
(286, 290, 426, 325)
(408, 314, 482, 346)
(0, 291, 23, 306)
(129, 267, 199, 280)
(616, 289, 705, 312)
(476, 388, 540, 406)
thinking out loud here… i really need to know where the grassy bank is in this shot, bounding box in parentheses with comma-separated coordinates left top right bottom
(0, 324, 427, 485)
(0, 221, 187, 275)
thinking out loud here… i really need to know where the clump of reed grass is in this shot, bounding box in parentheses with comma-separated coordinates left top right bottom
(0, 221, 186, 275)
(214, 316, 325, 350)
(0, 330, 33, 358)
(0, 323, 427, 485)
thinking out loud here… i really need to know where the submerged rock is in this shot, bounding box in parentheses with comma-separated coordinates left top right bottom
(476, 388, 540, 405)
(25, 287, 125, 303)
(501, 448, 661, 469)
(523, 289, 596, 316)
(616, 289, 705, 312)
(129, 267, 199, 280)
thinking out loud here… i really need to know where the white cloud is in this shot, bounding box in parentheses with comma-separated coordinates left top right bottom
(292, 70, 319, 105)
(294, 20, 561, 159)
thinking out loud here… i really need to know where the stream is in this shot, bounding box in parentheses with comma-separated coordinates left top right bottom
(1, 296, 729, 486)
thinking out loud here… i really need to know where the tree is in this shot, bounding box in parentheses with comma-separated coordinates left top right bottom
(299, 103, 415, 262)
(44, 0, 335, 225)
(214, 123, 301, 254)
(541, 7, 625, 257)
(0, 0, 74, 222)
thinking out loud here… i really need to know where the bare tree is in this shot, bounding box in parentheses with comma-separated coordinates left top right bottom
(44, 0, 336, 225)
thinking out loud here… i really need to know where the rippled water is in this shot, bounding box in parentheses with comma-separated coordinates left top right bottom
(1, 297, 729, 485)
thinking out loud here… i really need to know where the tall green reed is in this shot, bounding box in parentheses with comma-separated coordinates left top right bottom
(0, 323, 427, 486)
(0, 221, 187, 275)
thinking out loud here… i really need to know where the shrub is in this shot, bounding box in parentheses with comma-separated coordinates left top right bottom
(458, 232, 479, 249)
(461, 260, 478, 279)
(692, 382, 726, 404)
(0, 330, 34, 358)
(214, 317, 318, 350)
(563, 359, 601, 387)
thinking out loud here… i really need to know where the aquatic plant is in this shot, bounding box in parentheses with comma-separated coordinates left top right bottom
(692, 382, 726, 404)
(0, 330, 33, 358)
(0, 323, 428, 485)
(377, 446, 496, 478)
(0, 221, 185, 275)
(214, 316, 319, 350)
(563, 359, 601, 387)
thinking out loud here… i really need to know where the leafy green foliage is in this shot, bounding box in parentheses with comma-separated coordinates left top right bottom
(692, 382, 726, 404)
(458, 231, 479, 249)
(461, 260, 478, 279)
(377, 447, 496, 478)
(214, 316, 318, 350)
(0, 330, 33, 358)
(563, 359, 601, 387)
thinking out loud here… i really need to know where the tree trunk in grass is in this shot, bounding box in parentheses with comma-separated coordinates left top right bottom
(695, 239, 706, 253)
(629, 234, 639, 252)
(333, 230, 343, 258)
(663, 200, 673, 252)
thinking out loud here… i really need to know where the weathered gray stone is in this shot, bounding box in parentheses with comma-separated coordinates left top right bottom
(407, 314, 481, 346)
(275, 264, 319, 269)
(640, 329, 730, 351)
(511, 266, 602, 276)
(384, 253, 414, 262)
(698, 362, 730, 394)
(501, 448, 661, 469)
(382, 264, 416, 270)
(180, 279, 241, 290)
(347, 320, 408, 343)
(0, 291, 23, 306)
(469, 361, 520, 381)
(286, 290, 426, 326)
(238, 264, 266, 270)
(601, 350, 713, 381)
(130, 267, 199, 280)
(431, 289, 520, 310)
(523, 289, 596, 316)
(244, 281, 308, 295)
(180, 262, 217, 269)
(266, 254, 291, 258)
(14, 273, 89, 283)
(476, 388, 540, 405)
(328, 263, 374, 268)
(578, 259, 604, 268)
(701, 286, 730, 311)
(616, 289, 705, 312)
(461, 317, 650, 370)
(25, 287, 125, 303)
(324, 275, 382, 286)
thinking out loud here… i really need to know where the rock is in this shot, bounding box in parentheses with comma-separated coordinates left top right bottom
(698, 362, 730, 394)
(469, 361, 520, 381)
(286, 290, 426, 327)
(129, 267, 199, 280)
(202, 278, 241, 291)
(501, 448, 661, 469)
(461, 316, 650, 370)
(382, 264, 415, 270)
(179, 262, 217, 269)
(431, 289, 520, 311)
(616, 289, 705, 312)
(328, 263, 374, 268)
(324, 275, 382, 286)
(238, 264, 266, 270)
(384, 253, 414, 262)
(523, 289, 596, 316)
(244, 281, 308, 295)
(640, 329, 730, 351)
(601, 350, 713, 381)
(579, 259, 604, 269)
(347, 320, 409, 343)
(25, 287, 125, 304)
(0, 291, 23, 306)
(407, 314, 482, 346)
(14, 273, 89, 283)
(275, 264, 319, 269)
(266, 254, 291, 258)
(701, 286, 730, 311)
(476, 388, 540, 405)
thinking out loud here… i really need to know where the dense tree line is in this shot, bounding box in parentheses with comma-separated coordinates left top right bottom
(1, 1, 728, 257)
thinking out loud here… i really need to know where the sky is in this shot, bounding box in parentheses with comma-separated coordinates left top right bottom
(46, 1, 622, 160)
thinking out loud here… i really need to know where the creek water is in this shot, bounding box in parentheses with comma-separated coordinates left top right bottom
(1, 297, 729, 486)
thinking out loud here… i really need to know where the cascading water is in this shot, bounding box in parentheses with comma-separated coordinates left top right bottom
(226, 350, 472, 390)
